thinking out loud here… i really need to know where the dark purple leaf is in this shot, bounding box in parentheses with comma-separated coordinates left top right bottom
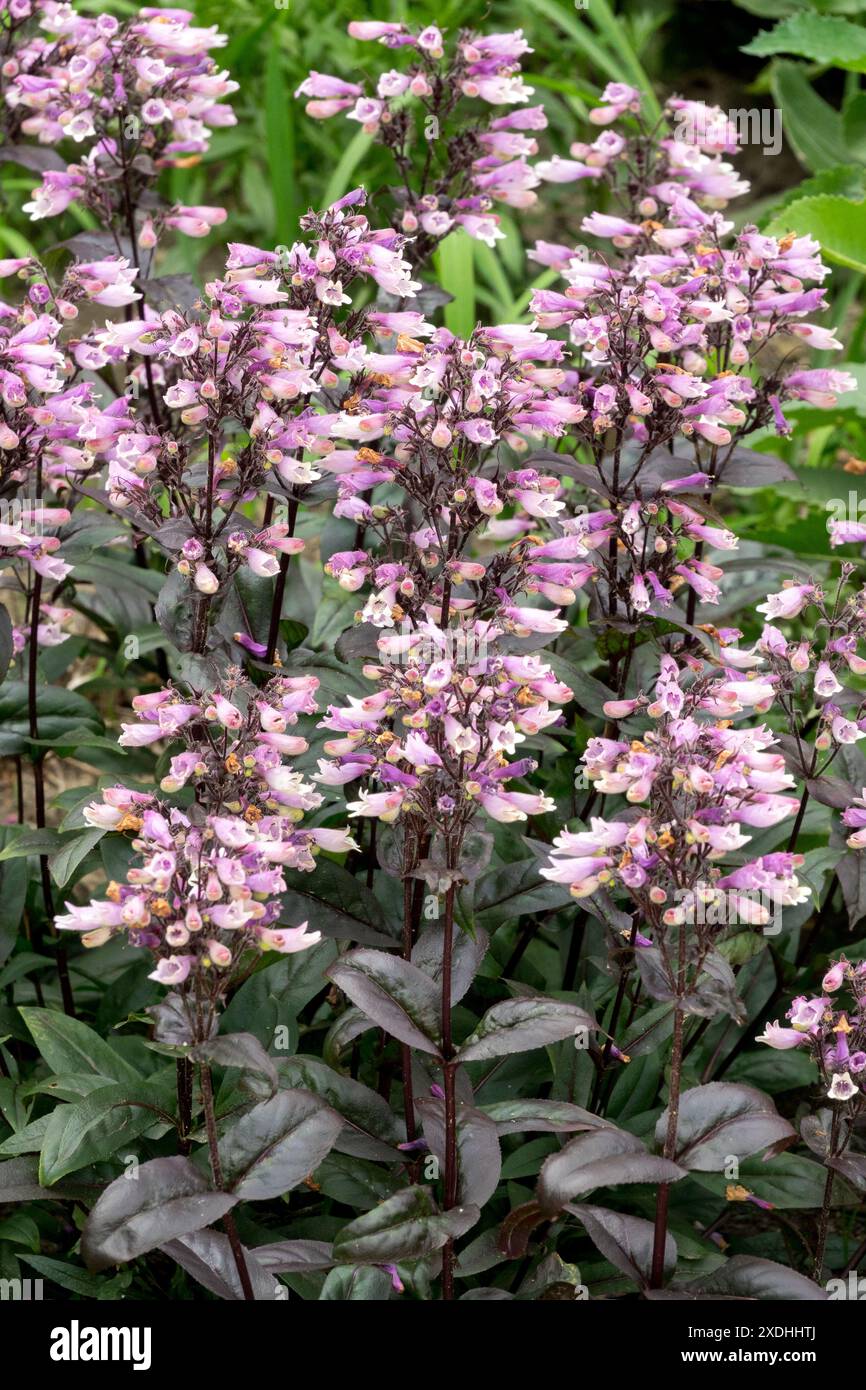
(146, 993, 204, 1046)
(251, 1239, 335, 1274)
(412, 922, 489, 1005)
(416, 1097, 502, 1207)
(140, 274, 200, 313)
(219, 1088, 344, 1200)
(161, 1229, 279, 1300)
(538, 1127, 685, 1216)
(498, 1201, 547, 1257)
(332, 1185, 479, 1263)
(828, 1152, 866, 1192)
(327, 949, 442, 1055)
(717, 447, 798, 488)
(565, 1203, 676, 1286)
(659, 1083, 795, 1171)
(82, 1157, 237, 1272)
(53, 231, 129, 260)
(837, 849, 866, 929)
(480, 1099, 611, 1136)
(194, 1033, 278, 1090)
(272, 1056, 403, 1161)
(681, 1255, 828, 1300)
(0, 144, 68, 173)
(457, 998, 596, 1063)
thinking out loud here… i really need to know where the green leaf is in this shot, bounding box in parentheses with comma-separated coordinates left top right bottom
(0, 829, 28, 966)
(39, 1082, 170, 1185)
(523, 0, 632, 88)
(321, 129, 372, 209)
(435, 232, 476, 341)
(769, 63, 848, 172)
(766, 193, 866, 271)
(844, 91, 866, 161)
(279, 861, 393, 947)
(0, 681, 103, 757)
(0, 1154, 95, 1203)
(0, 1212, 39, 1250)
(0, 1114, 50, 1157)
(725, 1047, 818, 1093)
(219, 1089, 343, 1201)
(745, 12, 866, 69)
(472, 858, 573, 925)
(19, 1008, 141, 1085)
(319, 1265, 394, 1300)
(480, 1099, 609, 1135)
(264, 46, 297, 246)
(716, 932, 769, 967)
(0, 828, 62, 862)
(82, 1156, 237, 1272)
(220, 940, 338, 1045)
(586, 0, 662, 121)
(761, 165, 866, 225)
(695, 1152, 855, 1209)
(49, 826, 107, 888)
(19, 1254, 124, 1299)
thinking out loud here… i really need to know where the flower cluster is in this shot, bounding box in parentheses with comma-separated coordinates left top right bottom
(528, 88, 853, 477)
(541, 655, 808, 926)
(315, 621, 571, 830)
(56, 673, 356, 999)
(5, 2, 236, 244)
(321, 321, 596, 625)
(757, 958, 866, 1104)
(67, 190, 417, 637)
(297, 24, 543, 259)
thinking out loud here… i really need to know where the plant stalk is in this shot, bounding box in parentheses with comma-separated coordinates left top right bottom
(264, 496, 299, 665)
(813, 1109, 841, 1283)
(650, 925, 686, 1288)
(28, 569, 75, 1016)
(440, 876, 458, 1301)
(199, 1061, 254, 1300)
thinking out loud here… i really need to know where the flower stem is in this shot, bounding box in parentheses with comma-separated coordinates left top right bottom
(787, 788, 810, 854)
(590, 918, 638, 1113)
(176, 1057, 193, 1155)
(440, 874, 458, 1301)
(28, 569, 74, 1017)
(264, 496, 299, 665)
(191, 435, 217, 655)
(199, 1061, 254, 1300)
(813, 1109, 841, 1283)
(650, 925, 686, 1288)
(400, 863, 418, 1148)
